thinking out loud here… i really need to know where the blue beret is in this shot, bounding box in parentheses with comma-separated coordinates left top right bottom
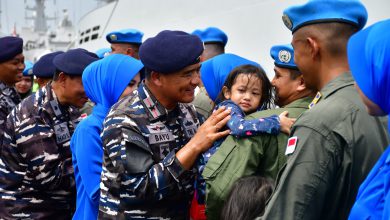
(53, 48, 99, 76)
(192, 27, 228, 46)
(33, 51, 64, 78)
(95, 48, 112, 58)
(282, 0, 368, 33)
(139, 30, 203, 73)
(201, 53, 261, 102)
(270, 44, 298, 70)
(0, 36, 23, 63)
(348, 19, 390, 114)
(106, 28, 144, 44)
(23, 61, 34, 76)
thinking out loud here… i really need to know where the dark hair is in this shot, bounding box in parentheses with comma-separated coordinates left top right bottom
(305, 22, 358, 57)
(289, 69, 302, 80)
(216, 64, 274, 110)
(53, 69, 77, 81)
(221, 176, 274, 220)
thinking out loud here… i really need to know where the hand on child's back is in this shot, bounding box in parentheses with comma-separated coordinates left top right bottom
(278, 111, 296, 135)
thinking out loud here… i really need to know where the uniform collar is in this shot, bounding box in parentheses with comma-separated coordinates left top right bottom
(137, 82, 181, 121)
(0, 81, 15, 95)
(308, 72, 354, 108)
(320, 72, 354, 99)
(284, 96, 313, 109)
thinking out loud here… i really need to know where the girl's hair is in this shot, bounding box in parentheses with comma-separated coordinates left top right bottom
(215, 64, 274, 110)
(220, 176, 274, 220)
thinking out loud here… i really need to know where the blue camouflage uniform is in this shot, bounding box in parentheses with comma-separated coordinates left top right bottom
(0, 83, 80, 219)
(0, 48, 98, 219)
(0, 82, 20, 146)
(0, 36, 23, 147)
(99, 83, 201, 219)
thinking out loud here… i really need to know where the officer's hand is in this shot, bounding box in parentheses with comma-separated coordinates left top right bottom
(190, 106, 231, 152)
(176, 106, 231, 170)
(279, 111, 296, 135)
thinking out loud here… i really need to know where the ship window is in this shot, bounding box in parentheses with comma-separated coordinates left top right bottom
(79, 39, 83, 44)
(91, 33, 98, 40)
(80, 32, 84, 36)
(93, 26, 100, 31)
(86, 29, 91, 34)
(84, 36, 90, 42)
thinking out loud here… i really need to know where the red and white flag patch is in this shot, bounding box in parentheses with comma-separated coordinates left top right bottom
(285, 136, 298, 155)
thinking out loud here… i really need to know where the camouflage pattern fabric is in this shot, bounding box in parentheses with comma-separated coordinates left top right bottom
(0, 81, 21, 147)
(99, 82, 200, 220)
(0, 83, 80, 219)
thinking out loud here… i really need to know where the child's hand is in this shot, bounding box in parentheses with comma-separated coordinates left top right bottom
(279, 111, 296, 135)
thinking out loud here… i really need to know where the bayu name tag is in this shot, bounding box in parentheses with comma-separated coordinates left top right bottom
(54, 122, 71, 144)
(149, 132, 174, 144)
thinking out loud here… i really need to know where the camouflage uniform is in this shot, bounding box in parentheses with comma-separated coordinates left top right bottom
(0, 83, 80, 219)
(0, 81, 21, 146)
(99, 83, 201, 219)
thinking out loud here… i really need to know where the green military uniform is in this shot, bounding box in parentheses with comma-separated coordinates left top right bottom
(192, 87, 214, 119)
(262, 73, 389, 220)
(80, 100, 95, 116)
(202, 96, 312, 220)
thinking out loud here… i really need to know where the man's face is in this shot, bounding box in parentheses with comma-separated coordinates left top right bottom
(110, 43, 139, 59)
(272, 66, 300, 107)
(292, 30, 317, 90)
(0, 54, 25, 85)
(159, 63, 201, 105)
(63, 75, 88, 108)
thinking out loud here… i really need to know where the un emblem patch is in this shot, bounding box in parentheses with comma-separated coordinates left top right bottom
(278, 50, 291, 63)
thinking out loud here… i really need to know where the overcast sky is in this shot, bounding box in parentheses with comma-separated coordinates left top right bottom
(0, 0, 97, 34)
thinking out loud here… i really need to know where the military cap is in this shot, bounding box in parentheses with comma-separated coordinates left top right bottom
(23, 61, 34, 76)
(0, 36, 23, 63)
(192, 27, 228, 46)
(53, 48, 99, 75)
(95, 48, 112, 58)
(106, 28, 144, 45)
(348, 19, 390, 114)
(201, 53, 260, 102)
(139, 30, 203, 73)
(282, 0, 368, 33)
(270, 44, 298, 70)
(33, 51, 64, 78)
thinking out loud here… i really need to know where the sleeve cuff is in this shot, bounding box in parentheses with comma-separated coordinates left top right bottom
(163, 151, 187, 182)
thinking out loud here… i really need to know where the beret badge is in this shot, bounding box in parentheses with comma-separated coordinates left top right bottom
(110, 34, 117, 41)
(278, 50, 291, 63)
(282, 14, 293, 30)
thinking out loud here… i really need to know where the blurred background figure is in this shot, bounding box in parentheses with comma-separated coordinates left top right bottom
(15, 60, 34, 99)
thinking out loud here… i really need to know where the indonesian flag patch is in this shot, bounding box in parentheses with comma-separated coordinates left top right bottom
(285, 136, 298, 155)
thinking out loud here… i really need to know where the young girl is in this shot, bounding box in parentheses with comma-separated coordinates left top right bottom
(193, 64, 294, 217)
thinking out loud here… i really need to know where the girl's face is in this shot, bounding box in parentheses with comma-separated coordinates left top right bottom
(223, 74, 262, 114)
(15, 76, 32, 94)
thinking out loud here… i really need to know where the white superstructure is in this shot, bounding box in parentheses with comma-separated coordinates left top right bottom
(75, 0, 390, 75)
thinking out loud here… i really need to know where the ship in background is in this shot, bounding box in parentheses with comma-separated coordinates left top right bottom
(73, 0, 390, 75)
(17, 0, 76, 61)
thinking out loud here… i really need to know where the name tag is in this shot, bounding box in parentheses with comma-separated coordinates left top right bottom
(149, 132, 174, 144)
(54, 122, 71, 144)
